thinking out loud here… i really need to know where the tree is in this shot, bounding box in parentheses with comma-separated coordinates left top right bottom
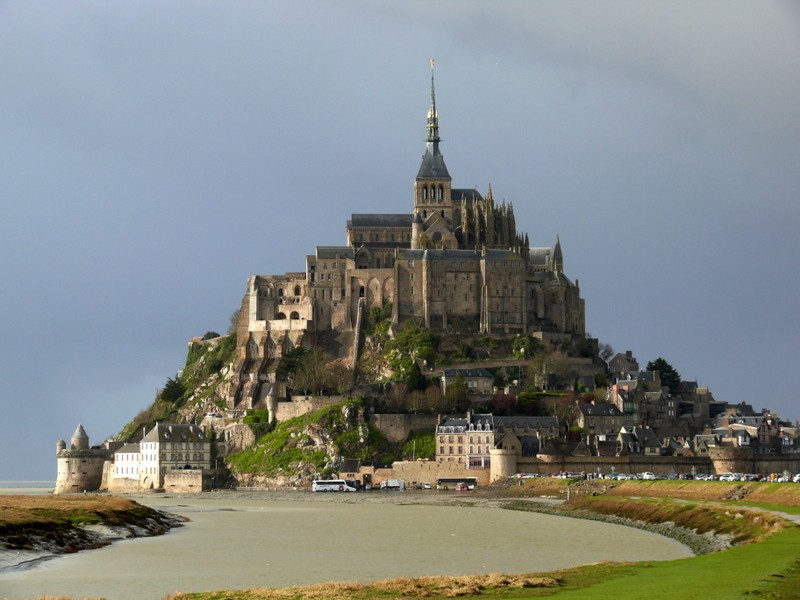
(287, 347, 338, 395)
(159, 376, 186, 404)
(544, 393, 580, 436)
(491, 394, 518, 416)
(405, 361, 426, 392)
(445, 374, 469, 413)
(646, 357, 682, 395)
(598, 342, 614, 363)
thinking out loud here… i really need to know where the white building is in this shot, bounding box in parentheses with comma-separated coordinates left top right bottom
(112, 423, 210, 491)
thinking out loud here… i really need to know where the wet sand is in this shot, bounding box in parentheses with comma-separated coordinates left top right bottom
(0, 490, 693, 600)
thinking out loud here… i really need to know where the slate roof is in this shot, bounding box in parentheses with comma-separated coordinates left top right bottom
(115, 443, 140, 454)
(141, 423, 205, 443)
(495, 416, 559, 430)
(349, 214, 413, 228)
(529, 247, 552, 266)
(442, 368, 493, 379)
(417, 146, 450, 179)
(452, 188, 484, 202)
(397, 248, 481, 261)
(315, 246, 354, 259)
(578, 403, 623, 417)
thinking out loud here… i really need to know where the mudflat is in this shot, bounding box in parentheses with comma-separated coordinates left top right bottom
(0, 489, 692, 600)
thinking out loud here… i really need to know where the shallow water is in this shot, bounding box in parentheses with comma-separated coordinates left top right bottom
(0, 491, 692, 600)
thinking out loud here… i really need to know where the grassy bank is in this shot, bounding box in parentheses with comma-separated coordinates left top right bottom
(0, 494, 182, 553)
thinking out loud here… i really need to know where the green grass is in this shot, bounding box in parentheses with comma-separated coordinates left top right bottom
(546, 525, 800, 599)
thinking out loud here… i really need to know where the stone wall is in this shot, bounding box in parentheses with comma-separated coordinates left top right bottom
(368, 414, 438, 444)
(514, 455, 711, 477)
(372, 459, 491, 487)
(106, 475, 143, 494)
(275, 396, 345, 421)
(164, 470, 206, 493)
(709, 447, 800, 475)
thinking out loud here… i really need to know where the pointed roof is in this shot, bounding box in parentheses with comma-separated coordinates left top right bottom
(417, 60, 450, 180)
(72, 423, 89, 441)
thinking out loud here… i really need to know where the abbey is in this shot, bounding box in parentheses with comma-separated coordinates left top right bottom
(241, 68, 584, 375)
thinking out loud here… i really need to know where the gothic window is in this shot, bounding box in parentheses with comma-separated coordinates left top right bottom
(277, 288, 284, 297)
(294, 286, 301, 296)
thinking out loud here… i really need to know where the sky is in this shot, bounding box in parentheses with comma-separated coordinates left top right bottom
(2, 1, 799, 482)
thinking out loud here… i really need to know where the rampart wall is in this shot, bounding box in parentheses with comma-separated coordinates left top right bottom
(368, 414, 438, 443)
(275, 396, 345, 421)
(164, 470, 206, 493)
(374, 460, 491, 487)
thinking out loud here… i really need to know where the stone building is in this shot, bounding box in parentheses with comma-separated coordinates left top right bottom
(233, 66, 585, 410)
(441, 368, 494, 395)
(577, 402, 625, 437)
(436, 412, 494, 468)
(109, 423, 211, 492)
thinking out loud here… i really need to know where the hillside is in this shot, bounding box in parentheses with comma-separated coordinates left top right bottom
(115, 311, 604, 484)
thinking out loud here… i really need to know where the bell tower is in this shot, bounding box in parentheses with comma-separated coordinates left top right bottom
(413, 60, 453, 221)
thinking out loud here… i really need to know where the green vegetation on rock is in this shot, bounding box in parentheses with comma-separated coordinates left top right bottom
(226, 399, 396, 478)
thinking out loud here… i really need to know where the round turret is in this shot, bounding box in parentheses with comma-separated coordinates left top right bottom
(266, 386, 278, 424)
(70, 423, 90, 450)
(56, 439, 66, 455)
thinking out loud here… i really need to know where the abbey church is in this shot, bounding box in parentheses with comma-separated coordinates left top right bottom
(239, 67, 585, 383)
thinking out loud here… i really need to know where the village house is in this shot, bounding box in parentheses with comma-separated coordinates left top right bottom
(577, 402, 624, 437)
(440, 368, 494, 395)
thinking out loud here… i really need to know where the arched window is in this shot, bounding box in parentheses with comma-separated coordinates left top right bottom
(359, 286, 365, 298)
(294, 285, 301, 296)
(275, 312, 286, 319)
(289, 311, 300, 320)
(277, 288, 284, 297)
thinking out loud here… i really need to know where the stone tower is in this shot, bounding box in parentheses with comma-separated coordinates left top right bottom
(54, 424, 108, 494)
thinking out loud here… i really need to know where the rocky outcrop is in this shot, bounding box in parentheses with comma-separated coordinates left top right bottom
(228, 400, 373, 487)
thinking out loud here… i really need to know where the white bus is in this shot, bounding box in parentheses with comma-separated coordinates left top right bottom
(312, 479, 357, 492)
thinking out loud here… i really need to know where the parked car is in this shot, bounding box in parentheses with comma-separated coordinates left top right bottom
(641, 472, 656, 480)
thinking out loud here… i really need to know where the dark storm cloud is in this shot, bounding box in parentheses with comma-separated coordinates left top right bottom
(1, 1, 798, 480)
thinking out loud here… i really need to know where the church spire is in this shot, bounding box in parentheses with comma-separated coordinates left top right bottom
(416, 59, 450, 179)
(426, 58, 440, 144)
